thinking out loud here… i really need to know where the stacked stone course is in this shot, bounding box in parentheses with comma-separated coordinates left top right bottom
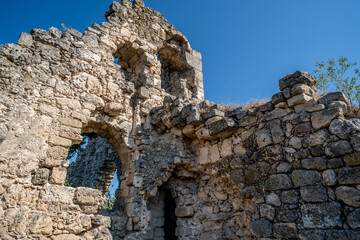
(1, 0, 360, 239)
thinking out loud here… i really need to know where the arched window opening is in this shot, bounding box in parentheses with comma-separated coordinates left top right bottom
(113, 40, 144, 83)
(65, 133, 121, 210)
(157, 40, 192, 98)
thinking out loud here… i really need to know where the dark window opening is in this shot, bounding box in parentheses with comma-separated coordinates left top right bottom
(164, 189, 178, 240)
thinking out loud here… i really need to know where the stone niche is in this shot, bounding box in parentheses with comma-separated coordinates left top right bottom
(1, 0, 360, 239)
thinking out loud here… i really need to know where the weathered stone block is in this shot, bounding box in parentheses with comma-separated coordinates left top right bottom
(255, 129, 272, 149)
(335, 186, 360, 207)
(175, 206, 194, 217)
(301, 202, 342, 228)
(74, 187, 103, 206)
(322, 169, 337, 186)
(264, 174, 292, 191)
(292, 170, 321, 187)
(318, 92, 350, 105)
(325, 140, 353, 157)
(104, 102, 123, 116)
(300, 186, 328, 202)
(279, 70, 316, 90)
(48, 136, 72, 148)
(329, 118, 360, 139)
(347, 209, 360, 230)
(311, 108, 342, 130)
(271, 92, 286, 105)
(32, 168, 50, 185)
(249, 220, 272, 237)
(207, 117, 237, 138)
(49, 167, 67, 185)
(287, 93, 313, 107)
(337, 166, 360, 184)
(301, 157, 327, 170)
(344, 152, 360, 166)
(274, 223, 298, 239)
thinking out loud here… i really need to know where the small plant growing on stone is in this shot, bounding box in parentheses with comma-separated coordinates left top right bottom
(64, 179, 72, 187)
(103, 191, 115, 210)
(61, 23, 68, 32)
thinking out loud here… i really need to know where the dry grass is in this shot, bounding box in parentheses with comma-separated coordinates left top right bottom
(221, 98, 270, 111)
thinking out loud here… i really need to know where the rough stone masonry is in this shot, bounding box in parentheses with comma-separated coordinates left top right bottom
(1, 0, 360, 239)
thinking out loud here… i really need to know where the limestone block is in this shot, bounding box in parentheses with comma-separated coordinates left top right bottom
(175, 206, 194, 217)
(182, 124, 196, 138)
(292, 170, 321, 187)
(280, 190, 299, 204)
(344, 152, 360, 166)
(318, 92, 350, 105)
(335, 186, 360, 207)
(59, 118, 83, 129)
(300, 186, 328, 202)
(195, 127, 214, 140)
(274, 223, 298, 239)
(306, 103, 325, 112)
(52, 234, 80, 240)
(287, 93, 313, 107)
(291, 83, 315, 96)
(198, 147, 210, 165)
(303, 129, 329, 147)
(56, 98, 81, 110)
(46, 146, 68, 161)
(17, 32, 33, 47)
(255, 129, 272, 149)
(29, 215, 53, 235)
(104, 102, 123, 116)
(322, 169, 337, 186)
(48, 136, 72, 148)
(83, 93, 105, 110)
(249, 220, 272, 237)
(289, 136, 302, 149)
(49, 167, 67, 185)
(294, 98, 317, 113)
(271, 92, 286, 105)
(264, 174, 292, 191)
(207, 117, 238, 138)
(264, 108, 293, 121)
(347, 209, 360, 230)
(311, 107, 342, 130)
(40, 184, 75, 204)
(234, 144, 246, 156)
(59, 125, 82, 144)
(269, 119, 284, 144)
(265, 193, 281, 206)
(260, 204, 275, 220)
(301, 157, 327, 170)
(32, 168, 50, 185)
(220, 138, 233, 157)
(337, 167, 360, 184)
(325, 140, 353, 157)
(201, 108, 224, 121)
(74, 187, 103, 206)
(209, 144, 220, 163)
(329, 118, 360, 140)
(301, 202, 342, 228)
(279, 70, 316, 91)
(39, 104, 59, 116)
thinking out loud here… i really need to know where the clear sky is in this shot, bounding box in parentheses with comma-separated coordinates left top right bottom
(1, 0, 359, 105)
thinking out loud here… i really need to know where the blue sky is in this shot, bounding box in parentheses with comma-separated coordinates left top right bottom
(1, 0, 359, 104)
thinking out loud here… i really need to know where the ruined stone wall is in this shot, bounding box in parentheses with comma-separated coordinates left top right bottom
(1, 0, 360, 239)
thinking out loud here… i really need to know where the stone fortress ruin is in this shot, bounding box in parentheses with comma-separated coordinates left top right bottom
(1, 0, 360, 239)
